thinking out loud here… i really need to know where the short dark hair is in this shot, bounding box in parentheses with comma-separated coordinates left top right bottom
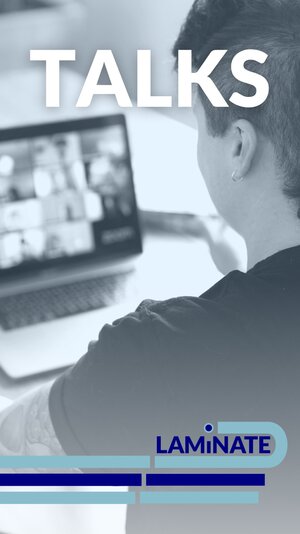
(173, 0, 300, 213)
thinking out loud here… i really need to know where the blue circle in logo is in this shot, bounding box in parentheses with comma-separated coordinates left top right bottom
(204, 423, 214, 433)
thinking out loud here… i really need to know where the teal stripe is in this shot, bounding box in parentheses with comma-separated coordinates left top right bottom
(140, 492, 259, 505)
(0, 492, 135, 505)
(155, 456, 270, 469)
(0, 456, 150, 469)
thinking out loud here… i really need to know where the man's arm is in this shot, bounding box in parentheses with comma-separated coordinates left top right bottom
(0, 383, 64, 457)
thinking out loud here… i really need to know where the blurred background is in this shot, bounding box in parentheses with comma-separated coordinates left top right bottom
(0, 0, 212, 206)
(0, 0, 247, 321)
(0, 0, 192, 117)
(3, 0, 244, 225)
(0, 0, 247, 333)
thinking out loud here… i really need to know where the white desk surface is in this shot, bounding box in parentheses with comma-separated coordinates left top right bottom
(0, 396, 11, 411)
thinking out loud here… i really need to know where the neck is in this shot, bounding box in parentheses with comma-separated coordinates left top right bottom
(241, 199, 300, 270)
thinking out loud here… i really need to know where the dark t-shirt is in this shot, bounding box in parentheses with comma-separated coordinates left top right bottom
(49, 246, 300, 534)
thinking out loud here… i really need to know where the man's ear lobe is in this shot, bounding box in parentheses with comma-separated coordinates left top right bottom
(233, 119, 257, 179)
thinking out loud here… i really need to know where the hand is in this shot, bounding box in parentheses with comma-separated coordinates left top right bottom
(201, 217, 247, 275)
(142, 211, 247, 275)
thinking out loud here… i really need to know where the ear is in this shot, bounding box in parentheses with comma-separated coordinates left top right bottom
(231, 119, 258, 181)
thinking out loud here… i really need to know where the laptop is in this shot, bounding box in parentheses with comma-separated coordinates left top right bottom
(0, 114, 142, 379)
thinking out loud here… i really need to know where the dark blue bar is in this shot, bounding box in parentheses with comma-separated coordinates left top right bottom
(0, 473, 142, 487)
(146, 474, 265, 487)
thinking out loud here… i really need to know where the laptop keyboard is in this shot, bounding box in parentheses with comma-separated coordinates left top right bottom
(0, 271, 132, 331)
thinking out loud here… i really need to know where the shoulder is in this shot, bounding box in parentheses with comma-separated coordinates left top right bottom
(94, 270, 251, 357)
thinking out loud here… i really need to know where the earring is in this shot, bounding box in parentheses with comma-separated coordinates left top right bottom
(231, 170, 244, 183)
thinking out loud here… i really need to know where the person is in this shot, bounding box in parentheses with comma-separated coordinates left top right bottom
(1, 0, 300, 532)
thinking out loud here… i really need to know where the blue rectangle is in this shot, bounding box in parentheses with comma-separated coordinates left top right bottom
(0, 456, 150, 469)
(0, 492, 135, 505)
(154, 456, 268, 469)
(140, 491, 259, 505)
(146, 474, 265, 487)
(0, 474, 142, 487)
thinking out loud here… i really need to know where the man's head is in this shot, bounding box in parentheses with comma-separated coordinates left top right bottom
(173, 0, 300, 232)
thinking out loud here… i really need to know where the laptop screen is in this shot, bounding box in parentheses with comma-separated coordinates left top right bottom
(0, 115, 142, 277)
